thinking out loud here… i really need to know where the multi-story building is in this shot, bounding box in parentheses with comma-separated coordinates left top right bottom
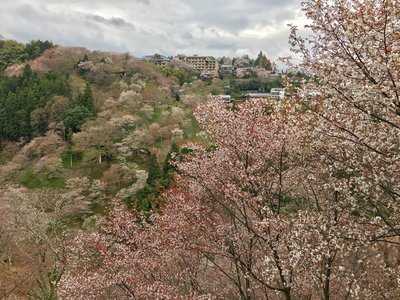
(270, 88, 285, 100)
(219, 64, 234, 77)
(176, 55, 218, 75)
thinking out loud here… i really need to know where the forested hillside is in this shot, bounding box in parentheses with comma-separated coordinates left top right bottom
(0, 40, 53, 71)
(0, 40, 207, 298)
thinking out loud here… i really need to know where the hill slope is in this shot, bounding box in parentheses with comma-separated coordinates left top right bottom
(0, 43, 206, 298)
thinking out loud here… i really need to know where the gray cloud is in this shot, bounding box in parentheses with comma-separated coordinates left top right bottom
(0, 0, 305, 59)
(137, 0, 150, 5)
(87, 14, 136, 29)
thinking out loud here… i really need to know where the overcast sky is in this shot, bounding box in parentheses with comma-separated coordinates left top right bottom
(1, 0, 306, 59)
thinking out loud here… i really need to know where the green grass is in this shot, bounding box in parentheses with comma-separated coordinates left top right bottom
(20, 169, 65, 189)
(151, 106, 163, 123)
(183, 115, 200, 139)
(137, 104, 166, 125)
(61, 149, 83, 169)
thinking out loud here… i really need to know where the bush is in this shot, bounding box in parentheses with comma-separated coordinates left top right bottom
(61, 149, 83, 168)
(20, 169, 65, 189)
(24, 40, 54, 60)
(63, 105, 92, 136)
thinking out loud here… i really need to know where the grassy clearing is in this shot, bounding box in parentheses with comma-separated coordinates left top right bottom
(20, 169, 65, 189)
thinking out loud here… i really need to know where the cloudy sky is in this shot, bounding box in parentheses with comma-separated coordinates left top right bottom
(1, 0, 306, 59)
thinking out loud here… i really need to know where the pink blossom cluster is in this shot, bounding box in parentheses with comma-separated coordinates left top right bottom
(59, 1, 400, 299)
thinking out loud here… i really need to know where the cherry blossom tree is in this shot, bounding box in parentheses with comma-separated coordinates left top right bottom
(59, 99, 398, 299)
(59, 1, 400, 299)
(288, 0, 400, 254)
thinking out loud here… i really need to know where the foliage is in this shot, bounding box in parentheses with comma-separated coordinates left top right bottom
(0, 187, 71, 299)
(160, 142, 178, 187)
(20, 168, 65, 189)
(0, 40, 26, 70)
(62, 106, 92, 136)
(183, 114, 200, 139)
(0, 39, 53, 71)
(28, 269, 60, 300)
(0, 65, 71, 141)
(133, 147, 178, 211)
(60, 1, 400, 299)
(228, 77, 282, 96)
(0, 41, 199, 299)
(254, 51, 273, 70)
(159, 65, 195, 86)
(62, 83, 95, 138)
(61, 149, 83, 168)
(24, 40, 54, 61)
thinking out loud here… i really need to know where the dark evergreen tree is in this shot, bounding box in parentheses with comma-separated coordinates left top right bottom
(62, 105, 92, 138)
(147, 154, 161, 187)
(24, 40, 54, 60)
(0, 66, 71, 141)
(160, 142, 179, 187)
(78, 83, 95, 113)
(254, 51, 272, 70)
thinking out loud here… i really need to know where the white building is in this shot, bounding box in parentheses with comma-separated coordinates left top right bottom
(244, 89, 285, 101)
(270, 88, 285, 100)
(245, 93, 270, 99)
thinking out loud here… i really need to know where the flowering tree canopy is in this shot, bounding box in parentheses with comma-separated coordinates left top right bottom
(59, 1, 400, 299)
